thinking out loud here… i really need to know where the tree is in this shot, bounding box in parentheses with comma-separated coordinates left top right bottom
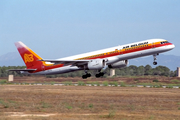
(153, 66, 170, 76)
(0, 65, 176, 77)
(144, 65, 152, 75)
(138, 66, 144, 76)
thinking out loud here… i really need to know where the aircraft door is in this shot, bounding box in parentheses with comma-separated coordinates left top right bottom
(152, 43, 156, 48)
(120, 49, 123, 55)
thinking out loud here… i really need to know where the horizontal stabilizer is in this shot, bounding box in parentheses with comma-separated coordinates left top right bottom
(8, 69, 37, 72)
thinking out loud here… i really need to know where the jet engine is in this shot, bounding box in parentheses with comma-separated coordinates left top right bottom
(85, 59, 106, 70)
(108, 60, 128, 68)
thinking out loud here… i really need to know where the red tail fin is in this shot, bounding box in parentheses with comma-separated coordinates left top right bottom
(15, 42, 44, 69)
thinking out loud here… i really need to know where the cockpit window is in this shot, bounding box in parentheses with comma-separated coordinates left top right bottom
(161, 41, 169, 44)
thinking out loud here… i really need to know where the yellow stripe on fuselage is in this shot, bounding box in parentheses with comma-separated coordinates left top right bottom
(75, 40, 167, 60)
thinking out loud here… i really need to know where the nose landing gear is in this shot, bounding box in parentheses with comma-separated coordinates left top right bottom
(153, 54, 159, 65)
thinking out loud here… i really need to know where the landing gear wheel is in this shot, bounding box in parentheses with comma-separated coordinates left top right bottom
(82, 73, 91, 79)
(95, 74, 100, 78)
(95, 72, 104, 78)
(153, 62, 157, 65)
(86, 73, 91, 77)
(82, 75, 87, 79)
(99, 72, 104, 76)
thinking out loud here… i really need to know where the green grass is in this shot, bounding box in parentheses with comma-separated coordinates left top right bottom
(91, 82, 95, 86)
(120, 82, 126, 87)
(0, 80, 7, 84)
(134, 79, 139, 82)
(107, 110, 116, 118)
(95, 82, 100, 86)
(166, 85, 173, 88)
(40, 101, 51, 108)
(153, 79, 159, 82)
(88, 103, 93, 108)
(102, 81, 109, 86)
(64, 103, 73, 110)
(50, 81, 55, 85)
(138, 82, 180, 88)
(66, 105, 72, 110)
(8, 100, 16, 104)
(149, 115, 155, 120)
(78, 81, 85, 86)
(86, 81, 100, 86)
(100, 110, 116, 118)
(0, 99, 9, 108)
(109, 81, 118, 87)
(64, 81, 72, 86)
(155, 85, 163, 88)
(171, 79, 180, 83)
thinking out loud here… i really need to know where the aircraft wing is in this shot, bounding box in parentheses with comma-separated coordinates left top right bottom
(8, 69, 37, 72)
(39, 59, 90, 66)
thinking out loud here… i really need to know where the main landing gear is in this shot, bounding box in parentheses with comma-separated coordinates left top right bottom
(153, 54, 159, 65)
(95, 72, 104, 78)
(82, 71, 91, 79)
(82, 70, 105, 79)
(95, 69, 105, 78)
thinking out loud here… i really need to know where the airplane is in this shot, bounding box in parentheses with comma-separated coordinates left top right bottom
(9, 39, 175, 79)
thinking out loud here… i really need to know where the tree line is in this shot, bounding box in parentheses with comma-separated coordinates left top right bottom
(0, 65, 177, 78)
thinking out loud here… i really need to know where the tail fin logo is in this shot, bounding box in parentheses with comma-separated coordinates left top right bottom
(24, 54, 34, 63)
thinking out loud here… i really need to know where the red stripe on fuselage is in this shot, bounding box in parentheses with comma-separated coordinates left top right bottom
(33, 42, 172, 73)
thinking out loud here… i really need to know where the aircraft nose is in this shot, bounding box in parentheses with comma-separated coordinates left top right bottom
(171, 43, 175, 49)
(169, 43, 175, 50)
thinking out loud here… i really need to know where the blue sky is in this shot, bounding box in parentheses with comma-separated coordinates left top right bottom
(1, 0, 180, 59)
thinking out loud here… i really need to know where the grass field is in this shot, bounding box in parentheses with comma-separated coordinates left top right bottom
(0, 85, 180, 120)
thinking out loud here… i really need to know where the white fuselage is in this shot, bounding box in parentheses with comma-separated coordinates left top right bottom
(23, 39, 175, 75)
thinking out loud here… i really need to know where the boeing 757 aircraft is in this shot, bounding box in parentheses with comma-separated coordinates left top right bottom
(9, 39, 175, 79)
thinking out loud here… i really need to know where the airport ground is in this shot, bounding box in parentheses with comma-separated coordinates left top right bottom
(0, 76, 180, 120)
(3, 75, 180, 85)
